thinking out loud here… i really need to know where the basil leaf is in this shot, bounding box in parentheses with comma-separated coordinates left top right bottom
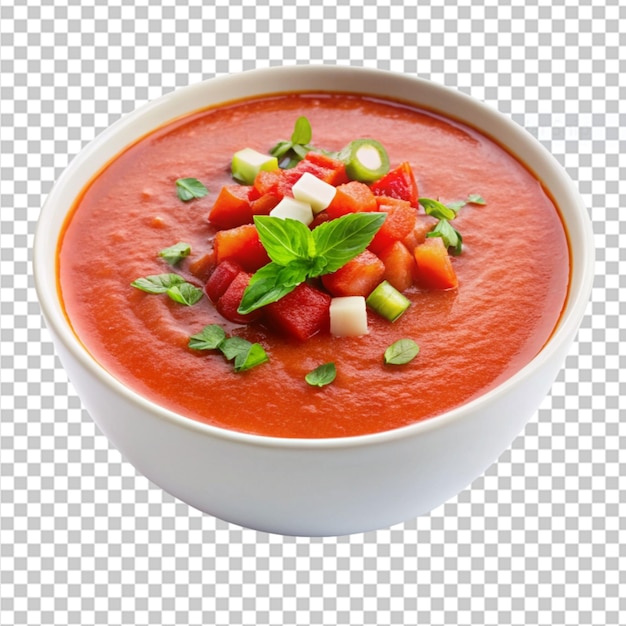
(467, 193, 486, 205)
(131, 273, 186, 294)
(277, 259, 315, 287)
(419, 198, 457, 221)
(291, 116, 312, 144)
(312, 212, 386, 274)
(384, 339, 420, 365)
(291, 143, 311, 160)
(176, 177, 209, 201)
(254, 215, 314, 266)
(233, 342, 269, 372)
(159, 241, 191, 265)
(305, 362, 336, 387)
(238, 262, 302, 315)
(427, 218, 463, 256)
(188, 324, 226, 351)
(270, 140, 293, 160)
(166, 282, 204, 306)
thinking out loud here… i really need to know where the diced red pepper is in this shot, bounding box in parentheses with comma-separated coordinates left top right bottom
(205, 259, 242, 303)
(264, 282, 331, 341)
(208, 185, 254, 229)
(368, 197, 417, 254)
(402, 214, 438, 251)
(377, 241, 416, 293)
(370, 161, 419, 206)
(321, 249, 386, 298)
(413, 237, 458, 290)
(216, 271, 262, 324)
(325, 181, 378, 219)
(214, 224, 270, 272)
(188, 251, 216, 283)
(250, 192, 281, 216)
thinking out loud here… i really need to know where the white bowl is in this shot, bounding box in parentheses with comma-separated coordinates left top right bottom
(34, 65, 594, 536)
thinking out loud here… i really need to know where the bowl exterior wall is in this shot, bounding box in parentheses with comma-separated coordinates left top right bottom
(44, 315, 576, 536)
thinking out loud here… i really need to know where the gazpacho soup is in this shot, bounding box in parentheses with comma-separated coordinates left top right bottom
(57, 92, 570, 439)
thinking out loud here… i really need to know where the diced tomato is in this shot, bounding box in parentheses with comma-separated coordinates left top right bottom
(264, 282, 331, 341)
(321, 250, 386, 298)
(188, 251, 216, 283)
(216, 271, 262, 324)
(253, 169, 291, 198)
(251, 153, 348, 204)
(309, 211, 331, 230)
(208, 185, 254, 229)
(214, 224, 270, 272)
(370, 161, 419, 206)
(402, 214, 438, 250)
(205, 259, 242, 303)
(296, 151, 349, 186)
(250, 192, 281, 216)
(326, 181, 378, 219)
(377, 241, 416, 293)
(413, 237, 458, 290)
(368, 197, 417, 254)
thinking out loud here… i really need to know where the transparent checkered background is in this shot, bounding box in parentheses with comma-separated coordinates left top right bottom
(1, 0, 624, 624)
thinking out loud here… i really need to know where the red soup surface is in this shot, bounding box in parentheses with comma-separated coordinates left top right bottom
(58, 93, 570, 438)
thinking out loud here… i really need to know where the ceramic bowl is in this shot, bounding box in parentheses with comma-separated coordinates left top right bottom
(34, 65, 594, 536)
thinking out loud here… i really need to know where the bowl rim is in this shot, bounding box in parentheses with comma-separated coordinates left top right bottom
(34, 64, 595, 450)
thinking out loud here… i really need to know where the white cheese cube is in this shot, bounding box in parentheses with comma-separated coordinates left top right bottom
(329, 296, 369, 337)
(231, 148, 278, 185)
(269, 196, 314, 225)
(291, 172, 337, 214)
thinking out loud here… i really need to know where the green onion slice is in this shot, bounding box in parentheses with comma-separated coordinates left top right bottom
(342, 139, 390, 183)
(366, 281, 411, 322)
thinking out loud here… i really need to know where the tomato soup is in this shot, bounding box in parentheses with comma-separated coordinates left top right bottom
(57, 93, 570, 438)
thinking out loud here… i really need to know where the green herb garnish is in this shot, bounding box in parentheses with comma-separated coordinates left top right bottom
(270, 116, 315, 168)
(467, 193, 486, 205)
(237, 212, 386, 315)
(175, 177, 209, 201)
(419, 198, 457, 221)
(384, 339, 420, 365)
(188, 325, 226, 350)
(159, 242, 191, 265)
(426, 219, 463, 256)
(166, 282, 204, 306)
(131, 273, 203, 306)
(188, 324, 268, 373)
(305, 362, 337, 387)
(221, 336, 269, 371)
(131, 273, 186, 294)
(445, 200, 466, 212)
(419, 194, 485, 255)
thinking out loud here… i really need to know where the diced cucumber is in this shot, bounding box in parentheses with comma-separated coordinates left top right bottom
(231, 148, 279, 185)
(269, 196, 314, 225)
(366, 280, 410, 322)
(291, 172, 337, 214)
(329, 296, 368, 337)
